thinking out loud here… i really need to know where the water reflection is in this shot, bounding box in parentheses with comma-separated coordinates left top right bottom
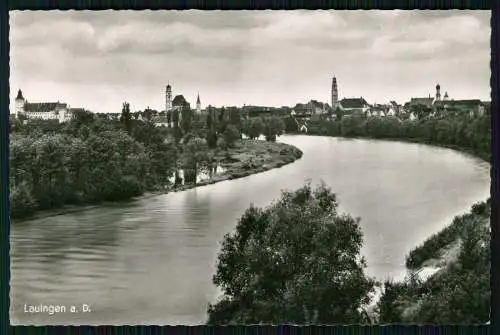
(168, 165, 226, 186)
(10, 135, 490, 325)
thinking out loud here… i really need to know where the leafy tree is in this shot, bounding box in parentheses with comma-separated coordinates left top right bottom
(365, 117, 384, 138)
(224, 124, 240, 148)
(120, 102, 133, 133)
(340, 116, 366, 137)
(248, 118, 265, 140)
(208, 183, 376, 324)
(182, 137, 208, 184)
(206, 109, 214, 130)
(228, 107, 242, 129)
(143, 107, 155, 122)
(167, 110, 172, 128)
(206, 129, 218, 149)
(335, 107, 343, 121)
(180, 108, 193, 135)
(376, 280, 407, 323)
(72, 109, 95, 128)
(283, 117, 298, 133)
(10, 181, 37, 218)
(263, 116, 285, 142)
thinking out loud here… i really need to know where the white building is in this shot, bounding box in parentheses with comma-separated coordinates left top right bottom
(14, 89, 75, 123)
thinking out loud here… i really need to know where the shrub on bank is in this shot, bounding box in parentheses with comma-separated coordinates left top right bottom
(208, 183, 376, 324)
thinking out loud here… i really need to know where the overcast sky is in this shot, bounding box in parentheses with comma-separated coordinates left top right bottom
(10, 10, 490, 113)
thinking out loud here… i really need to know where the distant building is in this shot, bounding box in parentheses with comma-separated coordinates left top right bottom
(292, 100, 329, 117)
(331, 75, 340, 109)
(404, 97, 435, 119)
(196, 93, 202, 114)
(434, 99, 485, 118)
(368, 104, 386, 117)
(435, 83, 441, 101)
(339, 97, 370, 116)
(14, 89, 77, 123)
(409, 97, 434, 108)
(166, 84, 172, 112)
(172, 94, 190, 111)
(169, 94, 191, 127)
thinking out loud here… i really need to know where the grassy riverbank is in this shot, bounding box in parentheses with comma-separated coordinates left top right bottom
(377, 200, 490, 324)
(12, 139, 303, 222)
(285, 115, 491, 323)
(166, 139, 302, 192)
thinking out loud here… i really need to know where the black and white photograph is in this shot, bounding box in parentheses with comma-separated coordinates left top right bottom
(9, 10, 491, 325)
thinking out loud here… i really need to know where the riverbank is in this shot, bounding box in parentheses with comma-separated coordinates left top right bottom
(168, 139, 303, 193)
(12, 139, 303, 222)
(288, 121, 491, 322)
(382, 201, 491, 323)
(288, 129, 490, 270)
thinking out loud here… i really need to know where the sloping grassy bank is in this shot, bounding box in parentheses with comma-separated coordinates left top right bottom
(377, 200, 490, 324)
(286, 115, 491, 323)
(167, 139, 303, 192)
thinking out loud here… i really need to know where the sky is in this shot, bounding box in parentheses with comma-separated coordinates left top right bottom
(9, 10, 491, 114)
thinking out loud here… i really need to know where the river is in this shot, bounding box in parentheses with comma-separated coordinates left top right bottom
(10, 135, 490, 325)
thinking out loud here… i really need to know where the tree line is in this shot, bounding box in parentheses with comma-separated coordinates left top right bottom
(9, 104, 287, 219)
(285, 113, 491, 162)
(10, 106, 178, 219)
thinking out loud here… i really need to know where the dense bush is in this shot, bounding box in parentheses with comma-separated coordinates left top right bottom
(208, 183, 376, 324)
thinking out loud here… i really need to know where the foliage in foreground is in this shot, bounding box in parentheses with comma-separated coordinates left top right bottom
(377, 200, 491, 324)
(208, 183, 376, 324)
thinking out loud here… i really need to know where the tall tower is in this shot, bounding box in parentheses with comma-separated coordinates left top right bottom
(444, 91, 449, 101)
(331, 75, 339, 109)
(196, 93, 201, 114)
(14, 89, 25, 118)
(165, 84, 172, 112)
(435, 83, 441, 101)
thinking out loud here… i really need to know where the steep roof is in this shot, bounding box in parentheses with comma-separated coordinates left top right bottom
(24, 102, 67, 113)
(172, 95, 189, 107)
(409, 97, 434, 106)
(15, 89, 24, 100)
(340, 98, 369, 109)
(309, 100, 329, 109)
(293, 103, 308, 109)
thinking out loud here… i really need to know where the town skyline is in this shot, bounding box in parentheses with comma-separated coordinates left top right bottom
(10, 10, 490, 114)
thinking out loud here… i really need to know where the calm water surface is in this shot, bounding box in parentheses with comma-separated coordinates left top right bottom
(10, 135, 490, 325)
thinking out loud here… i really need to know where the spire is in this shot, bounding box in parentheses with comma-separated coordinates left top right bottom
(15, 89, 24, 100)
(196, 93, 200, 104)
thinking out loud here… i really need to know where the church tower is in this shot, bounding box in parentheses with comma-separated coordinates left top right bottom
(331, 75, 339, 109)
(196, 93, 201, 114)
(165, 84, 172, 112)
(15, 89, 25, 118)
(435, 83, 441, 101)
(444, 91, 449, 101)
